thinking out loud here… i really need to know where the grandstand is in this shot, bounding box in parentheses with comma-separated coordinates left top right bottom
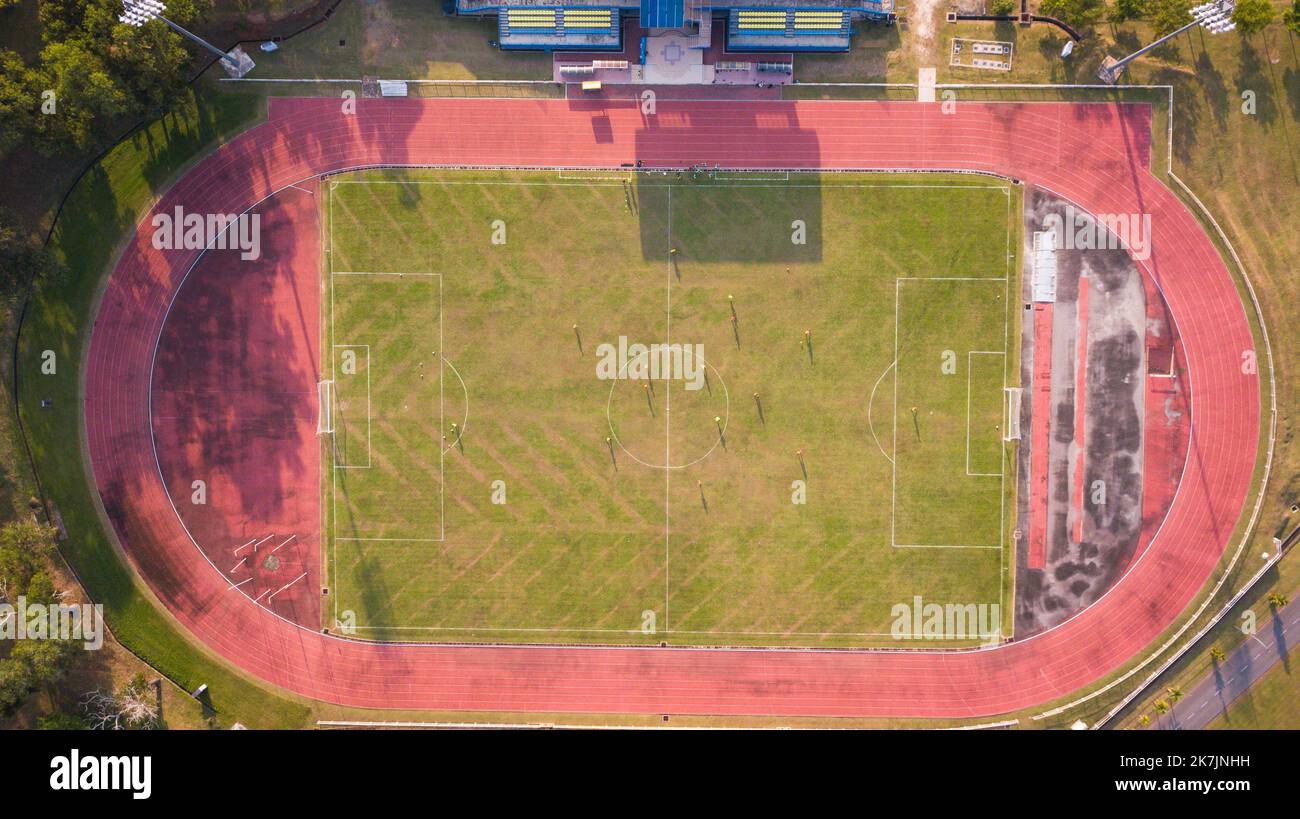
(459, 0, 893, 52)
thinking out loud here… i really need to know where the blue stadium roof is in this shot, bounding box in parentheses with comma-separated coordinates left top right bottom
(640, 0, 684, 28)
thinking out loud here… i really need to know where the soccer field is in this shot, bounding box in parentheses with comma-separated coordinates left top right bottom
(321, 168, 1020, 647)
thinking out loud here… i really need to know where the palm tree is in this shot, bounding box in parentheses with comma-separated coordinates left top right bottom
(1138, 714, 1151, 727)
(1266, 591, 1290, 609)
(1167, 686, 1184, 704)
(1210, 645, 1226, 663)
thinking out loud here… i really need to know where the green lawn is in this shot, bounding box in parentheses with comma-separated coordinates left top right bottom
(1208, 656, 1300, 730)
(323, 169, 1018, 646)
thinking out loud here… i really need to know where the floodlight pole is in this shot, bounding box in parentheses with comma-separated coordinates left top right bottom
(121, 0, 238, 68)
(154, 14, 239, 67)
(1098, 0, 1235, 84)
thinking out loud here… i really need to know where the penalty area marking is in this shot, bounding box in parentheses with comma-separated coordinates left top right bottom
(868, 360, 896, 465)
(440, 356, 470, 455)
(327, 202, 445, 546)
(891, 276, 1010, 551)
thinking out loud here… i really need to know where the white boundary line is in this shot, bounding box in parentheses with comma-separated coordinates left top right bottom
(327, 174, 1016, 638)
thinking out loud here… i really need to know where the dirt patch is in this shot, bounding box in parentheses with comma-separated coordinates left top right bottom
(907, 0, 944, 64)
(1015, 187, 1149, 635)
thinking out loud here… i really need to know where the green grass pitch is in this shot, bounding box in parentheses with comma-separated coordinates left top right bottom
(321, 169, 1021, 647)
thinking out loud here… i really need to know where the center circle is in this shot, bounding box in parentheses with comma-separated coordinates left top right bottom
(605, 358, 730, 470)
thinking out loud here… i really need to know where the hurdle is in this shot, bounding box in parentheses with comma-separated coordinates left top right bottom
(267, 572, 309, 604)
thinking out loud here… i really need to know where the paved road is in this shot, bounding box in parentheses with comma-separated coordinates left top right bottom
(1162, 597, 1298, 729)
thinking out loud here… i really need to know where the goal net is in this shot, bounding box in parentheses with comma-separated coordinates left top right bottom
(1003, 387, 1022, 441)
(318, 380, 334, 435)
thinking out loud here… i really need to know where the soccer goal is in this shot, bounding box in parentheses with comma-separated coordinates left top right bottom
(1003, 387, 1022, 441)
(318, 380, 334, 435)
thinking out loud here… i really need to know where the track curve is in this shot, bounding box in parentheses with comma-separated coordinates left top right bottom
(83, 98, 1259, 718)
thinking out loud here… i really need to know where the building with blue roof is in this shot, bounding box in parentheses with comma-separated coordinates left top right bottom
(457, 0, 894, 53)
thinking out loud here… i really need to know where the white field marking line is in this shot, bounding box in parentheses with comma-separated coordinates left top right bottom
(439, 355, 469, 455)
(331, 271, 440, 276)
(334, 537, 447, 542)
(272, 535, 296, 553)
(329, 181, 337, 624)
(439, 272, 445, 542)
(227, 577, 253, 591)
(891, 277, 1008, 550)
(1000, 185, 1013, 636)
(343, 623, 991, 639)
(232, 537, 257, 556)
(329, 177, 1007, 191)
(965, 350, 1007, 478)
(604, 356, 730, 470)
(331, 344, 371, 469)
(894, 543, 1003, 550)
(867, 360, 896, 465)
(890, 279, 899, 550)
(665, 185, 672, 632)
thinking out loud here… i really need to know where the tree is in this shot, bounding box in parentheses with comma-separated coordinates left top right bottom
(81, 674, 160, 730)
(1210, 645, 1226, 663)
(1266, 591, 1290, 608)
(1154, 699, 1170, 715)
(1285, 0, 1300, 35)
(1039, 0, 1108, 27)
(0, 50, 37, 155)
(990, 0, 1017, 15)
(1151, 0, 1193, 35)
(1138, 714, 1151, 727)
(31, 39, 130, 152)
(1232, 0, 1277, 34)
(11, 639, 74, 685)
(0, 659, 34, 713)
(1111, 0, 1151, 23)
(1167, 686, 1184, 703)
(38, 711, 89, 730)
(0, 520, 57, 604)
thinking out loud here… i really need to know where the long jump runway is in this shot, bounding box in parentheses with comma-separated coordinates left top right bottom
(83, 98, 1259, 718)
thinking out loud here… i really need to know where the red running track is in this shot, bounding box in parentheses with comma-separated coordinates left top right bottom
(83, 98, 1259, 718)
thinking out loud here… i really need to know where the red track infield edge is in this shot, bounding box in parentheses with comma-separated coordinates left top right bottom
(82, 98, 1259, 718)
